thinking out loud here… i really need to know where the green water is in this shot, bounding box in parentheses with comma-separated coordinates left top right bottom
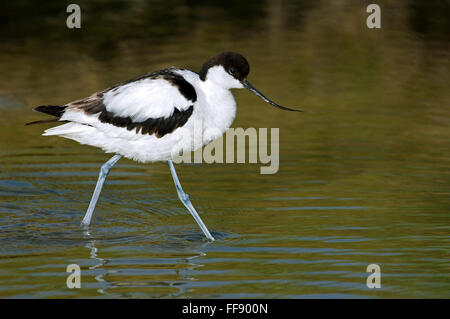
(0, 0, 449, 298)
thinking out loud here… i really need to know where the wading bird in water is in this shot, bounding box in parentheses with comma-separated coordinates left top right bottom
(28, 51, 300, 241)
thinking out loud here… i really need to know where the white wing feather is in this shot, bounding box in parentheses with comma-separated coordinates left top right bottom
(45, 70, 200, 150)
(102, 77, 193, 121)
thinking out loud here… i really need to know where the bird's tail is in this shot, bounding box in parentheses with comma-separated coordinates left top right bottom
(25, 105, 68, 125)
(42, 122, 88, 136)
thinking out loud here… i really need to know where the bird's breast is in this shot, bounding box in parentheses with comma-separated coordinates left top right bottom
(196, 82, 237, 135)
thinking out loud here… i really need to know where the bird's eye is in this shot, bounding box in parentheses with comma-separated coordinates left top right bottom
(229, 68, 237, 75)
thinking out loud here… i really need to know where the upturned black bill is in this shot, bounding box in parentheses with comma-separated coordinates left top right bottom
(242, 79, 302, 112)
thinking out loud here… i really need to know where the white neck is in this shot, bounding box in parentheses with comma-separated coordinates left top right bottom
(198, 78, 237, 133)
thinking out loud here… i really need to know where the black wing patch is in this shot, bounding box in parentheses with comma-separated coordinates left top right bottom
(29, 69, 196, 137)
(98, 105, 194, 138)
(96, 69, 196, 137)
(41, 68, 198, 138)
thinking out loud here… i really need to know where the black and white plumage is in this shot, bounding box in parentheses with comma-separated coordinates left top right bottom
(36, 68, 202, 162)
(29, 51, 300, 241)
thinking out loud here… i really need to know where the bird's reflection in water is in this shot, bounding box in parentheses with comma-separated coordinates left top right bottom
(82, 229, 214, 298)
(83, 229, 111, 295)
(169, 250, 209, 298)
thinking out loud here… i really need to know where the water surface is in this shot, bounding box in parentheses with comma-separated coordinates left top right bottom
(0, 0, 449, 298)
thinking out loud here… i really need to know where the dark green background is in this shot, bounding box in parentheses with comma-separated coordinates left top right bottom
(0, 0, 448, 298)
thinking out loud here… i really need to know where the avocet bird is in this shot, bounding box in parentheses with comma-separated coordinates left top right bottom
(28, 51, 300, 241)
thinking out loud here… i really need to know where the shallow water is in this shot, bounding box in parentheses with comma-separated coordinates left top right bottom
(0, 0, 449, 298)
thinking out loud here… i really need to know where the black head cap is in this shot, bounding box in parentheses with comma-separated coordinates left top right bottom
(199, 51, 250, 81)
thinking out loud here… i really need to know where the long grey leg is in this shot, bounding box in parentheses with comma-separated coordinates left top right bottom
(81, 154, 122, 226)
(168, 160, 215, 241)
